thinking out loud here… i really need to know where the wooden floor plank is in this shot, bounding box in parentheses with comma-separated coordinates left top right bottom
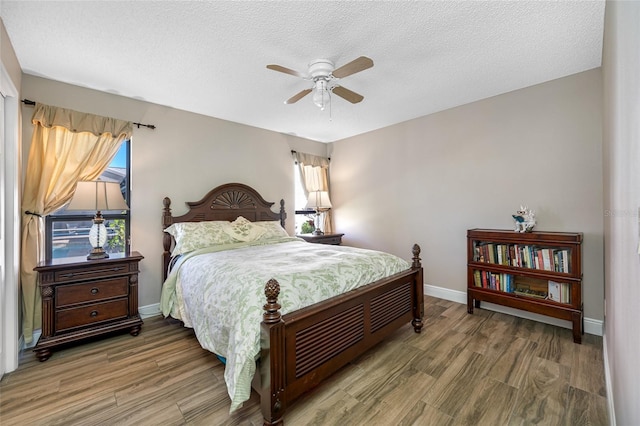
(563, 385, 609, 426)
(486, 336, 538, 389)
(421, 348, 493, 418)
(510, 356, 572, 424)
(455, 377, 519, 425)
(571, 334, 608, 397)
(397, 401, 454, 426)
(0, 296, 608, 425)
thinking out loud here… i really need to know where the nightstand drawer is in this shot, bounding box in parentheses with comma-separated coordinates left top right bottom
(54, 263, 130, 283)
(320, 235, 342, 245)
(56, 298, 129, 332)
(297, 233, 344, 245)
(56, 277, 129, 307)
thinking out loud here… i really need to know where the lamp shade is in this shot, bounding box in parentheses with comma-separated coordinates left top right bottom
(67, 180, 129, 212)
(305, 191, 332, 211)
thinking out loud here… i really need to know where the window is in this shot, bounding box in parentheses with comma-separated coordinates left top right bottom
(45, 140, 131, 260)
(294, 164, 316, 234)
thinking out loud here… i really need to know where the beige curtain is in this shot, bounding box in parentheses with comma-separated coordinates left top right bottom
(21, 103, 133, 343)
(293, 151, 333, 234)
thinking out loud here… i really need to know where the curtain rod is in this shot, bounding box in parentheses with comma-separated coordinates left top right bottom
(291, 150, 330, 161)
(21, 98, 156, 130)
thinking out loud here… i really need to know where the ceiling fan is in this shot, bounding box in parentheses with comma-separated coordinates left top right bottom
(266, 56, 374, 110)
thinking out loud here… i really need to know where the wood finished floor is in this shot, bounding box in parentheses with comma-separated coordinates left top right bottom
(0, 296, 608, 426)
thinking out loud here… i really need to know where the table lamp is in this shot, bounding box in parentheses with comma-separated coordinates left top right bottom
(305, 190, 332, 235)
(67, 180, 129, 259)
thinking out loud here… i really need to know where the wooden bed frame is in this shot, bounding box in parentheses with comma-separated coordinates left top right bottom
(162, 183, 424, 425)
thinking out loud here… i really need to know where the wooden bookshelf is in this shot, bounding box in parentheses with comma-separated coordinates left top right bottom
(467, 229, 583, 343)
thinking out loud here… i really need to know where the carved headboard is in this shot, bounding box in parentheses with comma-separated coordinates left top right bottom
(162, 182, 286, 279)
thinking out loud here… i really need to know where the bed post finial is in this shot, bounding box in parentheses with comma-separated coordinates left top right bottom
(412, 244, 422, 269)
(263, 279, 282, 324)
(279, 199, 286, 228)
(162, 197, 173, 229)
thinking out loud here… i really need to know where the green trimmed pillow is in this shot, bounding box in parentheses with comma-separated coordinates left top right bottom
(165, 221, 235, 256)
(222, 216, 266, 242)
(256, 221, 289, 239)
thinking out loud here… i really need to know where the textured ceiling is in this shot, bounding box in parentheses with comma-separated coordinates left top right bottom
(1, 1, 605, 143)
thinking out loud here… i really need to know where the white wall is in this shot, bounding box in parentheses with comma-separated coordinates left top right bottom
(602, 1, 640, 424)
(20, 75, 326, 309)
(329, 69, 604, 323)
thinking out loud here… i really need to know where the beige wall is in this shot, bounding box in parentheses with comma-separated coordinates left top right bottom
(330, 69, 604, 323)
(1, 17, 21, 90)
(20, 75, 327, 308)
(602, 1, 640, 424)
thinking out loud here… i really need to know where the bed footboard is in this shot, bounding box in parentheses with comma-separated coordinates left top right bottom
(258, 244, 424, 425)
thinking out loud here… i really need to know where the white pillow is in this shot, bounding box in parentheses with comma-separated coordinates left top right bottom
(165, 221, 234, 256)
(256, 221, 289, 239)
(222, 216, 266, 242)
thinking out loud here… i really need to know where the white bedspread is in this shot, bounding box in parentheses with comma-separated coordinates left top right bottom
(160, 237, 410, 412)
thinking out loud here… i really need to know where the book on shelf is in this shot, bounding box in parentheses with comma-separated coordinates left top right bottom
(473, 270, 571, 304)
(548, 280, 561, 302)
(562, 249, 570, 272)
(563, 282, 570, 302)
(514, 287, 547, 299)
(553, 249, 571, 273)
(542, 249, 552, 271)
(548, 280, 571, 303)
(487, 243, 495, 264)
(473, 270, 514, 293)
(473, 241, 572, 274)
(513, 276, 548, 299)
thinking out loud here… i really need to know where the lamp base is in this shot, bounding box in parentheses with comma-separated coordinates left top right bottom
(312, 211, 325, 235)
(87, 247, 109, 260)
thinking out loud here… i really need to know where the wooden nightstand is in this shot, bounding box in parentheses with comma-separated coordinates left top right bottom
(297, 233, 344, 245)
(33, 251, 144, 361)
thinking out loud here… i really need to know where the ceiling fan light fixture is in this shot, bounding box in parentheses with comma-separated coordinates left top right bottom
(268, 56, 372, 109)
(312, 80, 330, 111)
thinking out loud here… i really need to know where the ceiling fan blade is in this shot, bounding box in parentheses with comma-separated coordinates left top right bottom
(332, 86, 364, 104)
(332, 56, 374, 79)
(267, 64, 306, 78)
(285, 89, 312, 104)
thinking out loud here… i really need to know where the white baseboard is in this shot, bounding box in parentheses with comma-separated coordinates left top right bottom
(424, 284, 603, 337)
(139, 303, 162, 319)
(603, 333, 616, 426)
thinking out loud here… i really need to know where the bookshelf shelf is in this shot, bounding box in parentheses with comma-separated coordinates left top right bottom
(467, 229, 583, 343)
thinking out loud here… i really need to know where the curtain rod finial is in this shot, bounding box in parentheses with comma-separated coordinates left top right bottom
(133, 122, 156, 130)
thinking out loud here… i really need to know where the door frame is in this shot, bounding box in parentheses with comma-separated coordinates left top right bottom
(1, 62, 21, 377)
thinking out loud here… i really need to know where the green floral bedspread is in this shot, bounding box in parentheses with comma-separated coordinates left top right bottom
(160, 237, 410, 412)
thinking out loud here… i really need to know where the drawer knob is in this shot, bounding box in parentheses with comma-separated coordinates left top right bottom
(90, 287, 99, 295)
(90, 310, 99, 318)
